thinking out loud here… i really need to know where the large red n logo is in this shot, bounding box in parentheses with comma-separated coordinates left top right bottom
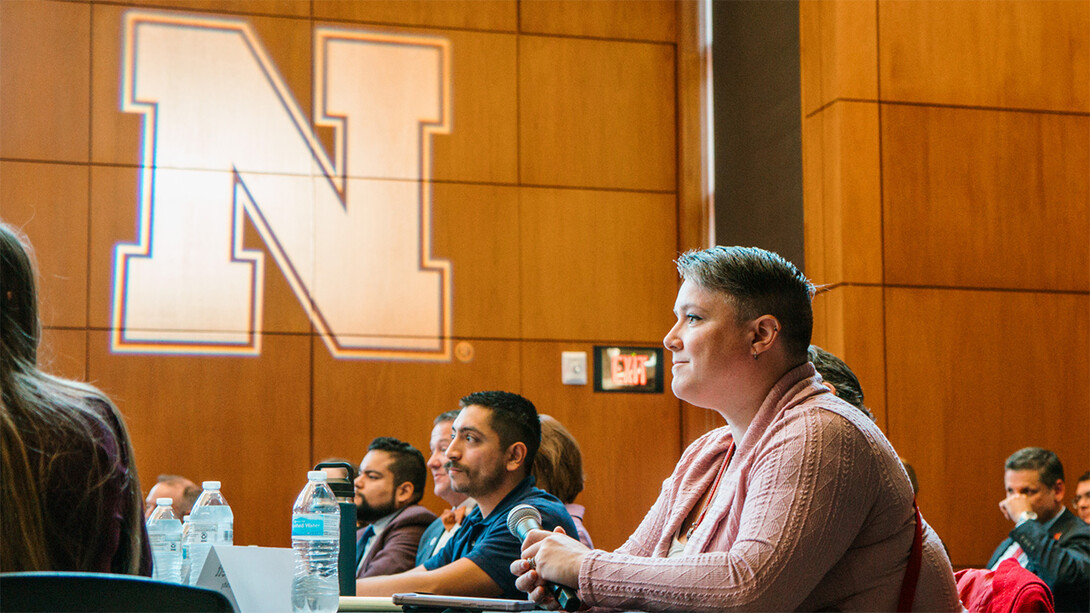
(113, 11, 452, 360)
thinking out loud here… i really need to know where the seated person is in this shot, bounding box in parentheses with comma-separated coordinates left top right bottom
(144, 474, 200, 519)
(354, 437, 436, 578)
(988, 447, 1090, 612)
(807, 344, 875, 422)
(533, 415, 593, 548)
(416, 410, 477, 565)
(1075, 471, 1090, 523)
(512, 246, 959, 611)
(0, 222, 150, 575)
(356, 391, 576, 599)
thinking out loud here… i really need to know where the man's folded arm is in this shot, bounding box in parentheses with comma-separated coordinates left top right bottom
(355, 558, 503, 598)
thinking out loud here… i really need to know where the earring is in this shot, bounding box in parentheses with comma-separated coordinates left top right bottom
(752, 351, 758, 360)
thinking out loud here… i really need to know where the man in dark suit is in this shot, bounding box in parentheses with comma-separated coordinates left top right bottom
(988, 447, 1090, 612)
(354, 437, 436, 578)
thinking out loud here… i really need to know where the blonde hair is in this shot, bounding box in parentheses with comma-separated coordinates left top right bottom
(532, 415, 585, 504)
(1, 222, 144, 573)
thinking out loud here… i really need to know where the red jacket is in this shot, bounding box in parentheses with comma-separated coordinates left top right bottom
(955, 558, 1055, 612)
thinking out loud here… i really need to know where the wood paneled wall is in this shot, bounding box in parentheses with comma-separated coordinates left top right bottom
(1, 0, 709, 552)
(801, 0, 1090, 568)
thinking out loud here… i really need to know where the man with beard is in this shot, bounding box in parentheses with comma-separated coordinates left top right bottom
(355, 391, 576, 598)
(353, 437, 436, 578)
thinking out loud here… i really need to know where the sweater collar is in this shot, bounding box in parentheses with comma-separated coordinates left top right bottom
(733, 362, 829, 459)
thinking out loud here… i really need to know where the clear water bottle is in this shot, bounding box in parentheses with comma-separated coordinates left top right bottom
(179, 515, 192, 584)
(147, 498, 183, 582)
(186, 480, 233, 585)
(291, 471, 340, 613)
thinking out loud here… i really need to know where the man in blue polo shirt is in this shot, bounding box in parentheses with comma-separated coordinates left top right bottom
(355, 390, 576, 599)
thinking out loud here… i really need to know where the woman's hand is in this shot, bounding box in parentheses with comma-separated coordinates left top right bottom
(510, 526, 589, 608)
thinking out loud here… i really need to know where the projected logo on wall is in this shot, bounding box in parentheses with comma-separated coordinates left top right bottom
(112, 11, 453, 360)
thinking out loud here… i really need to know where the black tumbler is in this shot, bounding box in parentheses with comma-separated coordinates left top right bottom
(313, 461, 357, 597)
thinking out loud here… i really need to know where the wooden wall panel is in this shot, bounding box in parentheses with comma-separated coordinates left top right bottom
(883, 106, 1090, 291)
(519, 0, 676, 42)
(519, 187, 677, 343)
(88, 331, 313, 549)
(314, 1, 517, 32)
(878, 0, 1090, 112)
(88, 3, 142, 167)
(312, 338, 523, 516)
(429, 30, 518, 184)
(798, 0, 877, 116)
(1, 161, 90, 329)
(802, 101, 882, 288)
(885, 288, 1090, 567)
(431, 183, 520, 340)
(817, 101, 882, 286)
(812, 284, 887, 426)
(519, 36, 676, 191)
(0, 0, 90, 162)
(519, 340, 681, 552)
(110, 0, 310, 18)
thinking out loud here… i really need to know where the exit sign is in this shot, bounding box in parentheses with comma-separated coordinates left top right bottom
(593, 346, 664, 393)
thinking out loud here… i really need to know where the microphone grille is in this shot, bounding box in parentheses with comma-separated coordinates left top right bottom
(506, 503, 542, 537)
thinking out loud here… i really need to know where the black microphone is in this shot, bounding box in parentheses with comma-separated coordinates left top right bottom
(507, 504, 582, 612)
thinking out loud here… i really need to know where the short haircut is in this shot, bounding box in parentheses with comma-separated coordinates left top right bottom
(1005, 447, 1064, 488)
(1079, 470, 1090, 484)
(459, 390, 540, 477)
(807, 345, 875, 422)
(532, 415, 585, 504)
(367, 437, 427, 505)
(676, 246, 816, 360)
(156, 474, 200, 515)
(434, 409, 461, 426)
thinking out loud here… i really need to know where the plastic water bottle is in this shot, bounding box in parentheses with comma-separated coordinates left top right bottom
(186, 480, 233, 585)
(147, 498, 183, 582)
(179, 515, 192, 584)
(291, 471, 340, 613)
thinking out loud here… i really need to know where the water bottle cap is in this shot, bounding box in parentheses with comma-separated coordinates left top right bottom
(307, 470, 327, 481)
(157, 497, 173, 506)
(202, 481, 221, 490)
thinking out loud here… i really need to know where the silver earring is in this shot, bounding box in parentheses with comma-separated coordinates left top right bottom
(753, 351, 758, 360)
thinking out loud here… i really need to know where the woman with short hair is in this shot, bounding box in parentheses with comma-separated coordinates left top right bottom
(513, 246, 959, 612)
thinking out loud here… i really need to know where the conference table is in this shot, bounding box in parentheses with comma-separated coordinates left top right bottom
(338, 596, 402, 611)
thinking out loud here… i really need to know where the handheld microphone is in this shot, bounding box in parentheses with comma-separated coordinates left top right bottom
(507, 504, 582, 611)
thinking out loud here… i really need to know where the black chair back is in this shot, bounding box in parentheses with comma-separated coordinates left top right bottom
(0, 571, 236, 612)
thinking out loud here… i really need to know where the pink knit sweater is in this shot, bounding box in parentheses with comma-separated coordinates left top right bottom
(578, 363, 961, 611)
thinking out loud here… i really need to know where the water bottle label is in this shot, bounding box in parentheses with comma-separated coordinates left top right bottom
(291, 514, 324, 537)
